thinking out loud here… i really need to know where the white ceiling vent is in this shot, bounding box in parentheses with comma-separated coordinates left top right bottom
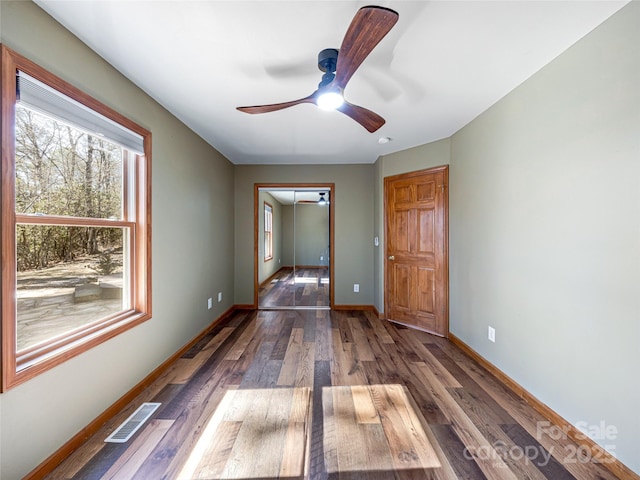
(105, 402, 161, 443)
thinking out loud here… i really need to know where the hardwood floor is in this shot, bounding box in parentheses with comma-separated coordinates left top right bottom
(259, 268, 330, 308)
(45, 309, 622, 479)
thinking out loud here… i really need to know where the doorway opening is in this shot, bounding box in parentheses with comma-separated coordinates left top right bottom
(254, 183, 335, 309)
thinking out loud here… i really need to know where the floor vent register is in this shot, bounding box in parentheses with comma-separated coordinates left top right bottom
(105, 402, 161, 443)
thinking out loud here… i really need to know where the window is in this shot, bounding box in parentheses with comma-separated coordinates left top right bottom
(264, 202, 273, 261)
(1, 45, 151, 391)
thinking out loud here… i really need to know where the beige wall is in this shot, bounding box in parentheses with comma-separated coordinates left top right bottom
(282, 204, 295, 266)
(449, 3, 639, 472)
(0, 2, 235, 478)
(282, 204, 330, 267)
(293, 203, 330, 267)
(235, 164, 374, 306)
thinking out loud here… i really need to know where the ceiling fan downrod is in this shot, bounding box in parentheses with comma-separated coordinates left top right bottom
(317, 48, 339, 88)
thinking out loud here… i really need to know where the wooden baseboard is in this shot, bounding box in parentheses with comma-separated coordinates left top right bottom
(24, 305, 241, 480)
(448, 333, 639, 480)
(332, 305, 376, 312)
(234, 304, 256, 310)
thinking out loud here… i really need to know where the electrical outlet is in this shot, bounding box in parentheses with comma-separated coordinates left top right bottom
(320, 256, 323, 261)
(207, 298, 213, 310)
(488, 326, 496, 342)
(218, 292, 222, 302)
(353, 283, 359, 293)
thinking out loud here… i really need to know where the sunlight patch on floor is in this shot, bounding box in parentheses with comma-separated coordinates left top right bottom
(323, 384, 441, 473)
(178, 384, 439, 479)
(177, 387, 311, 479)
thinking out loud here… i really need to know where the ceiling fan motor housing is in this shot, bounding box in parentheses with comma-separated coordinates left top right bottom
(318, 48, 339, 87)
(318, 48, 339, 73)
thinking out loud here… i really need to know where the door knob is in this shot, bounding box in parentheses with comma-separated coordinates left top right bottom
(388, 255, 395, 260)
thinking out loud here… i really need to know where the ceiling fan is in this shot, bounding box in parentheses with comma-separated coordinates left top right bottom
(296, 192, 329, 205)
(237, 6, 399, 133)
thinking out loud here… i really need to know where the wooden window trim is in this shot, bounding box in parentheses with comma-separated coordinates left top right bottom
(264, 202, 273, 262)
(1, 45, 152, 391)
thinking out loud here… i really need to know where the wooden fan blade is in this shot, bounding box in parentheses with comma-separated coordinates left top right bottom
(334, 6, 399, 90)
(336, 101, 385, 133)
(237, 92, 317, 114)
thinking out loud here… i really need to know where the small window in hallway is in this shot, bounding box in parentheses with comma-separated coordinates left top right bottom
(264, 202, 273, 261)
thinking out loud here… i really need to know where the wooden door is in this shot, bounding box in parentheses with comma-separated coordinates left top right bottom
(385, 166, 448, 336)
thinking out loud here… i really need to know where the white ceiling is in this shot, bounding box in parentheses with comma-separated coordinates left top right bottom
(35, 0, 629, 165)
(262, 189, 330, 205)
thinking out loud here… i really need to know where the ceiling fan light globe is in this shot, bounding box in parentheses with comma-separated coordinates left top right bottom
(317, 92, 344, 111)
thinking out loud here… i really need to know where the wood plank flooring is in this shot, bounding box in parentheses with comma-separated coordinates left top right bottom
(45, 310, 622, 479)
(259, 268, 330, 308)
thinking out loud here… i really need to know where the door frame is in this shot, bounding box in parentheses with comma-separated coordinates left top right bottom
(254, 183, 335, 309)
(384, 166, 449, 336)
